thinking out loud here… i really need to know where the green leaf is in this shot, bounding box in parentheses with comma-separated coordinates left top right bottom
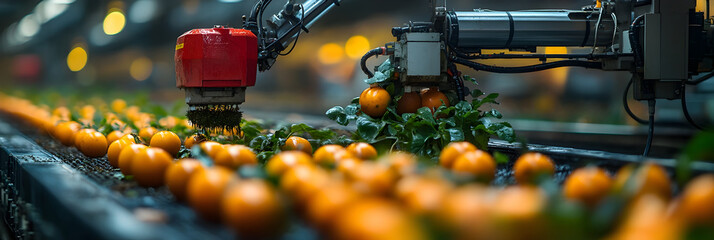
(463, 75, 477, 84)
(447, 128, 465, 141)
(345, 103, 360, 116)
(484, 109, 503, 119)
(356, 117, 384, 142)
(417, 107, 435, 124)
(487, 122, 516, 142)
(326, 106, 348, 125)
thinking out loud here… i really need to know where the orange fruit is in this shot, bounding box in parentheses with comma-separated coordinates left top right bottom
(200, 141, 224, 160)
(221, 179, 286, 238)
(280, 165, 330, 206)
(346, 142, 378, 160)
(107, 139, 132, 167)
(111, 99, 126, 113)
(421, 87, 450, 113)
(611, 195, 684, 240)
(186, 166, 237, 221)
(437, 184, 495, 239)
(54, 121, 81, 146)
(118, 144, 148, 176)
(513, 152, 555, 184)
(305, 182, 360, 231)
(332, 198, 426, 240)
(451, 150, 496, 182)
(184, 134, 204, 149)
(614, 163, 671, 201)
(348, 162, 397, 196)
(493, 185, 545, 220)
(74, 128, 96, 149)
(52, 106, 70, 119)
(337, 157, 362, 175)
(106, 130, 125, 144)
(119, 134, 138, 144)
(562, 166, 613, 207)
(165, 159, 204, 201)
(396, 91, 422, 115)
(439, 141, 477, 169)
(394, 176, 453, 214)
(265, 151, 313, 177)
(131, 147, 173, 187)
(282, 136, 313, 155)
(214, 145, 257, 170)
(359, 86, 390, 118)
(381, 152, 418, 177)
(313, 145, 348, 166)
(149, 131, 181, 157)
(676, 174, 714, 225)
(138, 127, 158, 143)
(78, 131, 108, 158)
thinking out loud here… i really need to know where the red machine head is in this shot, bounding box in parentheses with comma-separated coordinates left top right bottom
(175, 26, 257, 88)
(175, 26, 258, 131)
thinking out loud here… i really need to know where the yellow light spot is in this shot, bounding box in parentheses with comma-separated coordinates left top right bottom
(67, 46, 88, 72)
(345, 35, 370, 59)
(103, 11, 126, 35)
(317, 43, 344, 65)
(130, 57, 153, 81)
(543, 47, 569, 92)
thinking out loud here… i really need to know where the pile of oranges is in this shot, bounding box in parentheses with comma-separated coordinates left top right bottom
(2, 93, 714, 239)
(359, 85, 451, 117)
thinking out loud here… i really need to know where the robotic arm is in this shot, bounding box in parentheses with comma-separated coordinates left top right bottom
(175, 0, 711, 155)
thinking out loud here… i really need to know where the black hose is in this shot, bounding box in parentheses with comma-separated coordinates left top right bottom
(361, 48, 384, 78)
(450, 57, 602, 73)
(681, 83, 705, 130)
(629, 15, 646, 68)
(623, 78, 649, 125)
(687, 71, 714, 85)
(643, 100, 656, 157)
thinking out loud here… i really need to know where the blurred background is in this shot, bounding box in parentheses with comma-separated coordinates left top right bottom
(1, 0, 712, 156)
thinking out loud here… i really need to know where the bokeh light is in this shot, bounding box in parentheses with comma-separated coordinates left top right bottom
(345, 35, 370, 59)
(129, 57, 153, 81)
(67, 46, 88, 72)
(103, 11, 126, 35)
(317, 43, 344, 65)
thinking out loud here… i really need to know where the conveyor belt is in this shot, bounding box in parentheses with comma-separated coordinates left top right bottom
(0, 114, 712, 239)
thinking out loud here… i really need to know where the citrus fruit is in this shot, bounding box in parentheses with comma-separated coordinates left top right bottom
(332, 198, 426, 240)
(439, 141, 477, 169)
(78, 131, 108, 158)
(106, 130, 125, 144)
(132, 147, 173, 187)
(346, 142, 378, 160)
(562, 166, 613, 207)
(184, 134, 204, 149)
(396, 91, 422, 115)
(280, 165, 330, 206)
(186, 166, 236, 221)
(359, 86, 390, 118)
(281, 136, 313, 155)
(305, 182, 360, 231)
(676, 174, 714, 225)
(451, 150, 496, 182)
(54, 121, 81, 146)
(513, 152, 555, 184)
(394, 176, 453, 214)
(107, 139, 132, 167)
(614, 163, 671, 201)
(200, 141, 224, 160)
(421, 87, 450, 113)
(265, 151, 313, 177)
(313, 145, 348, 166)
(149, 131, 181, 157)
(221, 179, 286, 238)
(214, 145, 257, 170)
(118, 144, 148, 175)
(165, 158, 204, 201)
(138, 127, 157, 143)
